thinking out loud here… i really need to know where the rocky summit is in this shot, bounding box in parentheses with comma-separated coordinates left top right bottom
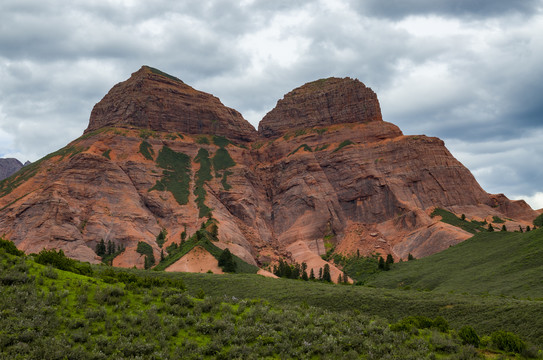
(0, 66, 537, 279)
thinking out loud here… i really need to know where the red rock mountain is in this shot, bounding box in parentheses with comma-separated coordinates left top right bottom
(0, 66, 537, 277)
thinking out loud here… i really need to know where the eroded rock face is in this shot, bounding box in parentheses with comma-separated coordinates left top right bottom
(86, 66, 257, 142)
(259, 77, 382, 138)
(0, 67, 538, 273)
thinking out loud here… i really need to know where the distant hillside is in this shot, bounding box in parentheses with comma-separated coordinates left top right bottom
(366, 228, 543, 299)
(0, 158, 24, 180)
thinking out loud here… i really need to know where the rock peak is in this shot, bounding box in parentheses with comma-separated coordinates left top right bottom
(86, 66, 257, 142)
(258, 77, 382, 138)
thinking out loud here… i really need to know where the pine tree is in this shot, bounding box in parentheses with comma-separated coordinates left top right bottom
(160, 249, 165, 262)
(318, 267, 323, 280)
(309, 268, 315, 280)
(461, 214, 466, 221)
(343, 272, 348, 284)
(501, 224, 507, 231)
(180, 225, 187, 244)
(519, 225, 523, 233)
(322, 264, 332, 282)
(526, 226, 531, 232)
(488, 223, 494, 232)
(302, 270, 309, 281)
(386, 254, 394, 265)
(378, 256, 386, 270)
(337, 273, 343, 283)
(408, 253, 415, 261)
(96, 239, 106, 256)
(218, 248, 236, 273)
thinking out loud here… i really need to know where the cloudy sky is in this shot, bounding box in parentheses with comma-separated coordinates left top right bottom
(1, 0, 542, 208)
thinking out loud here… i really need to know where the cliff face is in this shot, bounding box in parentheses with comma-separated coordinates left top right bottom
(0, 67, 537, 274)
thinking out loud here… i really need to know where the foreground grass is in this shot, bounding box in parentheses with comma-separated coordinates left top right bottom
(4, 249, 539, 359)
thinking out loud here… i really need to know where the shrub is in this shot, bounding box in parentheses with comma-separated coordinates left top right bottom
(218, 248, 237, 273)
(333, 140, 354, 152)
(34, 248, 93, 276)
(0, 238, 25, 256)
(490, 330, 526, 353)
(533, 213, 543, 227)
(458, 326, 480, 347)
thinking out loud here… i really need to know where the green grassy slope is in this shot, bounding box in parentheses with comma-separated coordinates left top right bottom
(366, 228, 543, 299)
(1, 247, 497, 359)
(177, 271, 543, 347)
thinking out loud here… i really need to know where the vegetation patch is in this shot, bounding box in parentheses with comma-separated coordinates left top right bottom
(0, 239, 541, 358)
(220, 170, 233, 191)
(151, 146, 191, 205)
(314, 144, 329, 151)
(534, 213, 543, 227)
(194, 148, 213, 218)
(492, 215, 505, 223)
(136, 241, 155, 269)
(146, 66, 182, 82)
(288, 144, 313, 157)
(431, 208, 486, 234)
(333, 139, 354, 152)
(367, 228, 543, 299)
(101, 149, 111, 159)
(139, 140, 154, 160)
(196, 135, 210, 145)
(212, 135, 231, 148)
(212, 148, 236, 171)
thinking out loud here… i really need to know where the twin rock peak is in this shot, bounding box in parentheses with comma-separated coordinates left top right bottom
(86, 65, 383, 141)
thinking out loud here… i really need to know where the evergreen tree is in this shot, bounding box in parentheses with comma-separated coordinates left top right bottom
(501, 224, 507, 231)
(408, 253, 415, 261)
(386, 254, 394, 265)
(318, 267, 323, 280)
(218, 248, 236, 273)
(322, 264, 332, 282)
(526, 226, 531, 232)
(461, 214, 466, 221)
(343, 272, 348, 284)
(378, 256, 386, 270)
(488, 223, 494, 232)
(519, 225, 523, 233)
(302, 270, 309, 281)
(357, 249, 360, 258)
(337, 273, 343, 283)
(96, 239, 106, 257)
(309, 268, 315, 280)
(107, 240, 115, 255)
(160, 249, 165, 262)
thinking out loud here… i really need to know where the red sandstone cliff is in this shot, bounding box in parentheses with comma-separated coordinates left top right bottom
(0, 67, 537, 276)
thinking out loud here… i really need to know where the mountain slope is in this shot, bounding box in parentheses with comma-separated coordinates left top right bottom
(367, 228, 543, 298)
(0, 66, 537, 275)
(0, 158, 24, 180)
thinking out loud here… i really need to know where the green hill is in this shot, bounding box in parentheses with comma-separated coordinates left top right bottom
(0, 243, 503, 359)
(366, 228, 543, 299)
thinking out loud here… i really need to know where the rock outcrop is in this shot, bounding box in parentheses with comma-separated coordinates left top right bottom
(86, 66, 257, 142)
(0, 158, 24, 180)
(259, 77, 382, 138)
(0, 67, 538, 277)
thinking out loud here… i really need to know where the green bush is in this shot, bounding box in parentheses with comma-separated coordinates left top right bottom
(0, 238, 25, 256)
(490, 330, 526, 353)
(212, 135, 231, 147)
(458, 326, 480, 347)
(34, 248, 92, 276)
(534, 213, 543, 227)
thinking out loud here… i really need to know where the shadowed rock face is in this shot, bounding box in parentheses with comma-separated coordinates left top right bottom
(86, 66, 257, 142)
(0, 67, 537, 274)
(258, 77, 382, 138)
(0, 158, 24, 180)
